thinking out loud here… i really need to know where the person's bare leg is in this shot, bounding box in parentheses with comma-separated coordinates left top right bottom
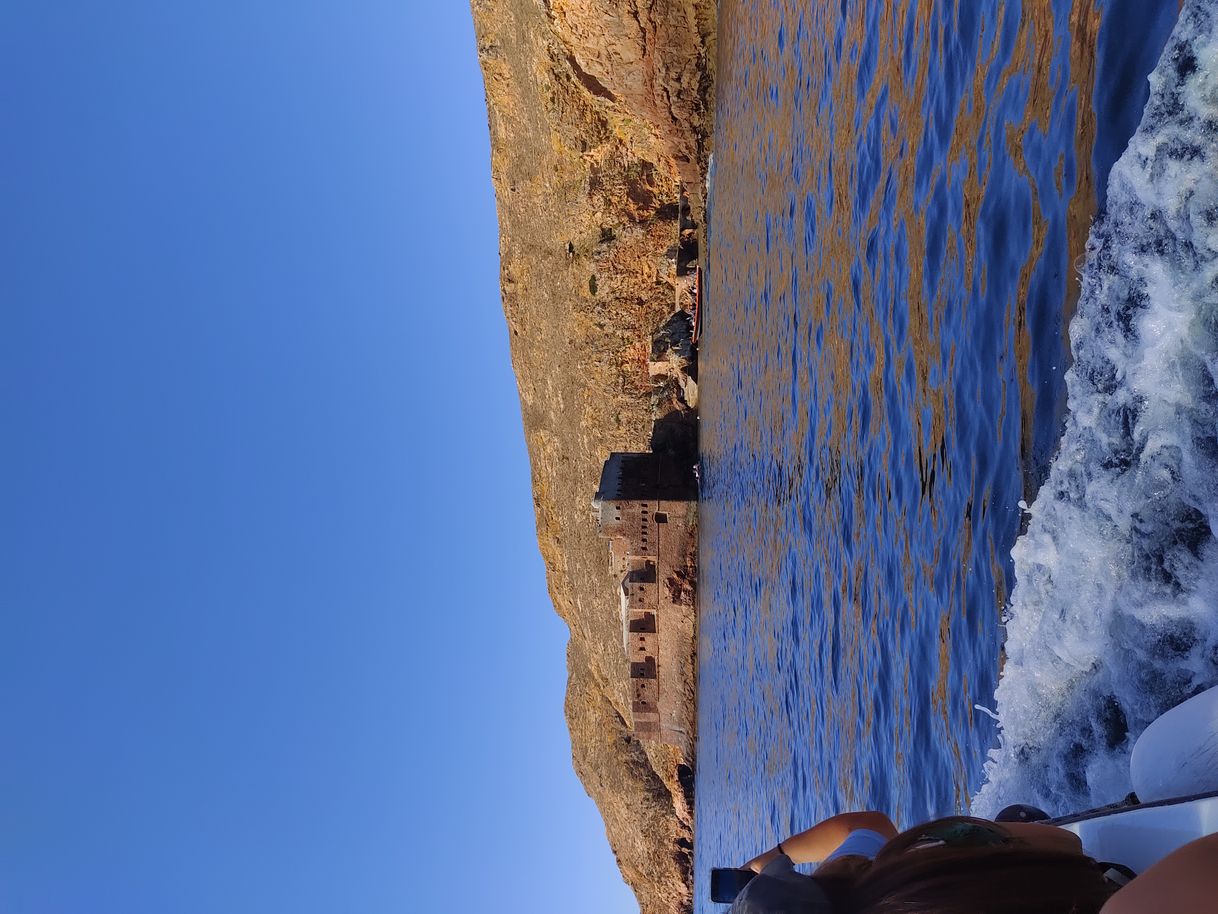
(1101, 833, 1218, 914)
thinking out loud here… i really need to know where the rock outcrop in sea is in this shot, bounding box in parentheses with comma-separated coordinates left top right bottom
(470, 1, 715, 911)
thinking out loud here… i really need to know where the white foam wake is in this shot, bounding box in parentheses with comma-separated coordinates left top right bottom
(973, 0, 1218, 817)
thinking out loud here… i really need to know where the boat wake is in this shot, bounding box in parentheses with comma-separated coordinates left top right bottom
(974, 0, 1218, 816)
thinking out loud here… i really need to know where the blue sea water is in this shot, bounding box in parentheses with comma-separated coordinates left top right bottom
(696, 0, 1181, 903)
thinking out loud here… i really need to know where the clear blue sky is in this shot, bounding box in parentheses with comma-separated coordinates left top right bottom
(1, 3, 634, 912)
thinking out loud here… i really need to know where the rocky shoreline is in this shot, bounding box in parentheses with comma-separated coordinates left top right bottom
(470, 1, 715, 911)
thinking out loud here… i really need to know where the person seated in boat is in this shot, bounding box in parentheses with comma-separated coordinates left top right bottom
(730, 810, 1218, 913)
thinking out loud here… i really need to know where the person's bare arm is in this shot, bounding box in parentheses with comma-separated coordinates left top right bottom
(744, 812, 898, 871)
(1100, 833, 1218, 914)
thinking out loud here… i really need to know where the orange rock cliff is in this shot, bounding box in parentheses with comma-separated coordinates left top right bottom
(470, 1, 716, 911)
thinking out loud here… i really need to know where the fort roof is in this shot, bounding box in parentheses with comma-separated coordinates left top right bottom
(592, 452, 696, 505)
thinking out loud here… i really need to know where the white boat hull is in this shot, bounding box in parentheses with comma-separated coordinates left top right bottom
(1131, 684, 1218, 802)
(1055, 791, 1218, 872)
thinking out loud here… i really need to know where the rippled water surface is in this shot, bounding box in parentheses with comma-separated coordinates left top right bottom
(696, 0, 1178, 902)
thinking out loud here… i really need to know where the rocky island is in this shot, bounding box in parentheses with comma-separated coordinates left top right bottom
(470, 1, 715, 910)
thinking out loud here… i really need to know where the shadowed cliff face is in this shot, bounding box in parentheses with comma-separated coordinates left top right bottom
(470, 1, 714, 911)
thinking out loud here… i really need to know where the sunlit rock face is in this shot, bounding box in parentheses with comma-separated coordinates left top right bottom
(470, 1, 714, 911)
(545, 0, 710, 184)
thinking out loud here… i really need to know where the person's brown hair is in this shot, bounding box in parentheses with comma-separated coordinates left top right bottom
(814, 817, 1119, 914)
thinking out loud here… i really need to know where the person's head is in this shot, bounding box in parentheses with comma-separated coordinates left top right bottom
(815, 817, 1118, 914)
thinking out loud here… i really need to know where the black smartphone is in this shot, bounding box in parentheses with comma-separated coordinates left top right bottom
(710, 867, 756, 903)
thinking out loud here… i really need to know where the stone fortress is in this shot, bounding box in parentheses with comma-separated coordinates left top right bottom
(592, 452, 697, 745)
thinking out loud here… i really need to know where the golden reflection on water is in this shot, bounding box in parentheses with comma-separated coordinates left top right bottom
(708, 0, 1102, 811)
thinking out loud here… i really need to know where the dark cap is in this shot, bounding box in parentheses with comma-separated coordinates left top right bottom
(728, 855, 833, 914)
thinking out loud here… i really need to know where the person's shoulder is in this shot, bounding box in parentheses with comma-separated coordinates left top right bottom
(823, 828, 889, 863)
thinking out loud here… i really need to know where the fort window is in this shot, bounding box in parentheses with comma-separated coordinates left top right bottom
(630, 658, 657, 679)
(628, 613, 657, 633)
(655, 512, 668, 523)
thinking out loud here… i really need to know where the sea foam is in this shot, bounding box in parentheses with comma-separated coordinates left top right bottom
(973, 0, 1218, 816)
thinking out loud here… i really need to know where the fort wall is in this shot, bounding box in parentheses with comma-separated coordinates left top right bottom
(593, 453, 696, 748)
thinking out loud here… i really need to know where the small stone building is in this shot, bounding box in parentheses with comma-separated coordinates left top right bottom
(592, 453, 696, 744)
